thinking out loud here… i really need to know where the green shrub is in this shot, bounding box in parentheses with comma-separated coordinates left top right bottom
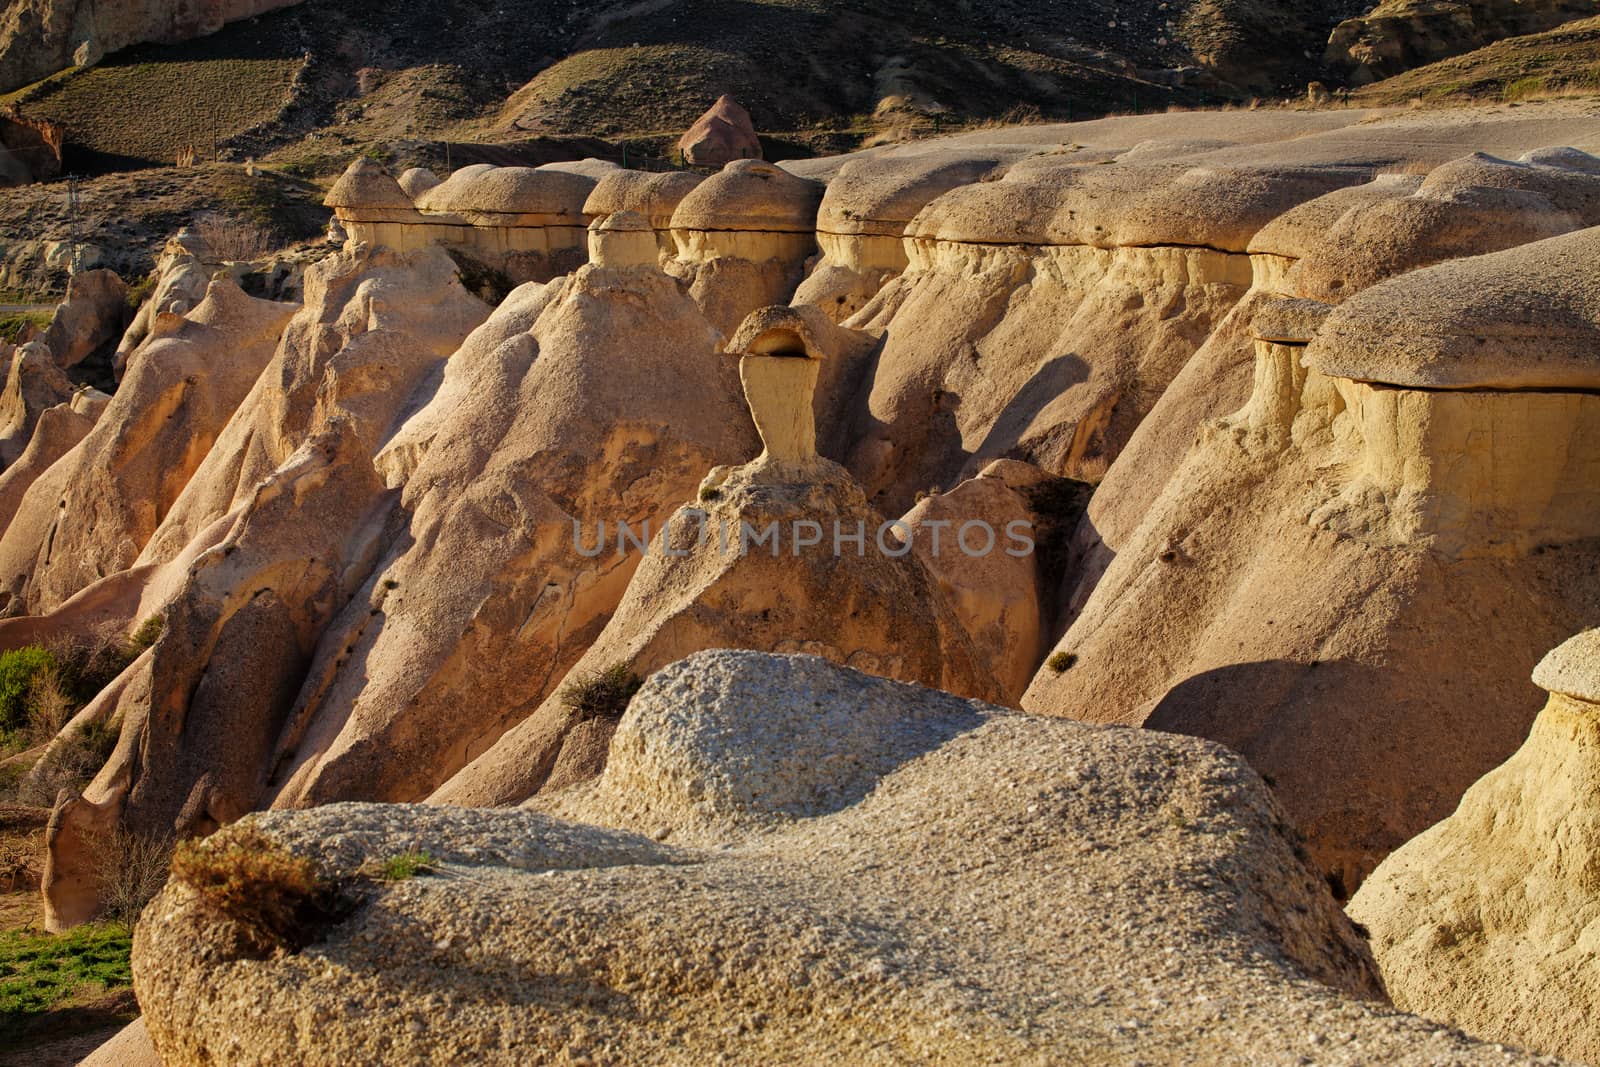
(372, 851, 437, 881)
(0, 647, 58, 740)
(0, 312, 50, 345)
(559, 663, 642, 720)
(128, 614, 163, 653)
(124, 272, 158, 310)
(1045, 651, 1078, 673)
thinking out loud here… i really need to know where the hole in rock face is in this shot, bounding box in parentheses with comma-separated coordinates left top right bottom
(747, 328, 809, 358)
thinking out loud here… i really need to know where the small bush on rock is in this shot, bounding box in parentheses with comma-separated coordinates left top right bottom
(1046, 651, 1078, 673)
(170, 828, 338, 955)
(559, 663, 642, 720)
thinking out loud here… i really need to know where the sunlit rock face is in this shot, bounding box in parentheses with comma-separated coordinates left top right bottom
(1025, 226, 1600, 894)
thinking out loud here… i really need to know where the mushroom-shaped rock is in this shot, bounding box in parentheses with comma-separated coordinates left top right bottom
(1307, 226, 1600, 390)
(1250, 295, 1334, 344)
(667, 161, 825, 338)
(727, 304, 877, 462)
(677, 94, 762, 168)
(1531, 628, 1600, 705)
(796, 146, 1018, 321)
(906, 159, 1366, 252)
(729, 306, 826, 465)
(536, 158, 620, 180)
(671, 158, 822, 234)
(583, 169, 706, 230)
(395, 166, 441, 199)
(414, 165, 596, 224)
(587, 210, 657, 269)
(1349, 629, 1600, 1062)
(1279, 152, 1600, 303)
(324, 157, 417, 222)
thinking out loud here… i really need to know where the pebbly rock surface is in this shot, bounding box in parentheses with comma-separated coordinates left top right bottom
(133, 650, 1548, 1066)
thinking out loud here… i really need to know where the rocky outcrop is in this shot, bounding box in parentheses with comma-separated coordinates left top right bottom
(1326, 0, 1599, 84)
(132, 651, 1543, 1066)
(114, 228, 223, 376)
(256, 251, 754, 812)
(1025, 226, 1600, 893)
(0, 280, 297, 615)
(41, 266, 128, 370)
(677, 95, 761, 169)
(0, 0, 308, 94)
(39, 245, 489, 926)
(793, 144, 1022, 322)
(1349, 629, 1600, 1061)
(0, 339, 72, 465)
(325, 158, 614, 285)
(0, 107, 61, 186)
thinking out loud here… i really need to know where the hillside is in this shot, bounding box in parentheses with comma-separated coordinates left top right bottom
(1350, 13, 1600, 103)
(0, 0, 1369, 179)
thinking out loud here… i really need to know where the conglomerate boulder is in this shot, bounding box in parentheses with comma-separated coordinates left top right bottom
(130, 651, 1541, 1066)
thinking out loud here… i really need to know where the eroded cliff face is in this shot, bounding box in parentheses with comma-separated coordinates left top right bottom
(1024, 225, 1600, 893)
(0, 0, 307, 93)
(1348, 629, 1600, 1063)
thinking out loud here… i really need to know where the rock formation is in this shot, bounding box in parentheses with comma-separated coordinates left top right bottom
(0, 280, 297, 615)
(0, 338, 73, 464)
(1347, 629, 1600, 1062)
(843, 156, 1362, 513)
(325, 158, 616, 285)
(114, 228, 223, 377)
(253, 243, 753, 816)
(793, 144, 1023, 321)
(1026, 224, 1600, 893)
(131, 651, 1543, 1066)
(677, 95, 761, 169)
(41, 266, 127, 369)
(0, 107, 62, 187)
(7, 111, 1600, 947)
(582, 168, 705, 264)
(430, 305, 995, 806)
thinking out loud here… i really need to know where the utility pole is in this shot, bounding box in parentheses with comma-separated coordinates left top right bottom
(65, 174, 82, 275)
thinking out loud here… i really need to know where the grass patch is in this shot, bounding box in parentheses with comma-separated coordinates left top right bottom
(559, 663, 642, 721)
(127, 614, 163, 654)
(1502, 75, 1548, 101)
(370, 851, 438, 881)
(0, 312, 50, 345)
(0, 924, 131, 1018)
